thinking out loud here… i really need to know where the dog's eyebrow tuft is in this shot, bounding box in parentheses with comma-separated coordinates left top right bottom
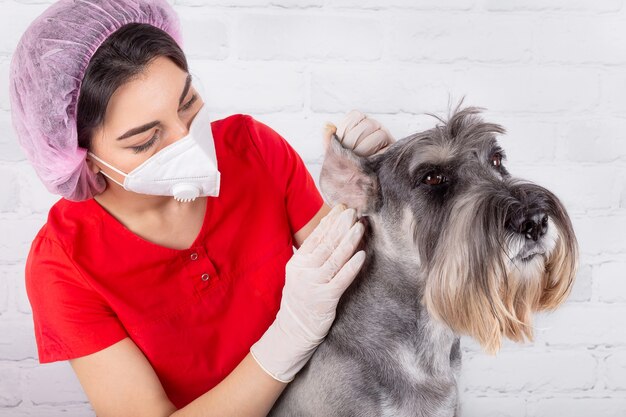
(392, 136, 420, 174)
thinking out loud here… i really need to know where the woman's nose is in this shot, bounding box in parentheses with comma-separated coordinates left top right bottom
(162, 117, 191, 147)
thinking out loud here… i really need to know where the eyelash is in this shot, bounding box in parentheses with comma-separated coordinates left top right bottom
(131, 94, 198, 154)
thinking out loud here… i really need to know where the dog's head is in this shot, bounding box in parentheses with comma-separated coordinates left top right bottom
(320, 103, 578, 354)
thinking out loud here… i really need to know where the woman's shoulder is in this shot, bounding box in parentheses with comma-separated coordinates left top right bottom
(34, 198, 103, 248)
(210, 113, 251, 139)
(211, 113, 255, 130)
(210, 113, 282, 150)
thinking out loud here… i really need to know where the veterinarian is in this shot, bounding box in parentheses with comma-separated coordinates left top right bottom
(8, 0, 394, 415)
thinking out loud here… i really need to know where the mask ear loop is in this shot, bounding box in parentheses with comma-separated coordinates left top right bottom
(88, 152, 127, 188)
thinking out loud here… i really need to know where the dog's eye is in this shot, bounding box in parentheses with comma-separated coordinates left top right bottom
(491, 153, 503, 168)
(422, 172, 447, 186)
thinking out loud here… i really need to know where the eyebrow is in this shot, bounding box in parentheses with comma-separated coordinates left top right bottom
(116, 73, 193, 141)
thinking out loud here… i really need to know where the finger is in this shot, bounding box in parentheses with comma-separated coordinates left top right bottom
(373, 145, 392, 156)
(336, 110, 366, 140)
(328, 250, 367, 293)
(321, 220, 364, 279)
(322, 122, 337, 153)
(343, 118, 379, 150)
(352, 129, 391, 157)
(306, 208, 358, 268)
(297, 203, 345, 255)
(298, 203, 346, 255)
(380, 125, 396, 143)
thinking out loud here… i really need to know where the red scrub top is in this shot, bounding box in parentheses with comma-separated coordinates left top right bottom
(24, 114, 324, 408)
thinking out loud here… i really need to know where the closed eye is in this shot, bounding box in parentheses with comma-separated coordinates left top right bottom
(128, 95, 198, 154)
(131, 132, 160, 153)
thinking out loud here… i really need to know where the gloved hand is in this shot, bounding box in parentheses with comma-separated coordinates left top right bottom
(250, 204, 366, 383)
(334, 110, 395, 156)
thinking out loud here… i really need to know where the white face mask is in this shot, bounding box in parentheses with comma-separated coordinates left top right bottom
(88, 103, 221, 203)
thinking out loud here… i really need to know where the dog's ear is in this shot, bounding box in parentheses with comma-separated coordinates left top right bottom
(319, 125, 378, 216)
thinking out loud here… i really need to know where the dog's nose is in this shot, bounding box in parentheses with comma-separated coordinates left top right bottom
(508, 212, 549, 241)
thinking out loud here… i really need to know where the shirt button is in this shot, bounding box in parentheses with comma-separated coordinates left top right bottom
(190, 252, 198, 261)
(201, 273, 210, 281)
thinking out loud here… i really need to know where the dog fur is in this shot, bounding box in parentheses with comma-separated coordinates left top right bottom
(268, 102, 578, 417)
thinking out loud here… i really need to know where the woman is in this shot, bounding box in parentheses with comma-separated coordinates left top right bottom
(9, 0, 394, 415)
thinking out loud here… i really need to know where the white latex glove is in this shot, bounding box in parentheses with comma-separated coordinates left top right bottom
(250, 204, 366, 383)
(335, 110, 395, 156)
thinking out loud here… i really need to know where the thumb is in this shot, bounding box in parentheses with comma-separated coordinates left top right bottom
(323, 122, 337, 153)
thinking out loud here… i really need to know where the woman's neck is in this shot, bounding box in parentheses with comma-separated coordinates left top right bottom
(93, 183, 208, 250)
(94, 181, 176, 217)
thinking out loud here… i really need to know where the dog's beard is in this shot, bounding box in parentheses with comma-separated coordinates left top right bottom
(422, 188, 578, 354)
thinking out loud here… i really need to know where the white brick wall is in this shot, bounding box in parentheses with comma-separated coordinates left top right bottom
(0, 0, 624, 415)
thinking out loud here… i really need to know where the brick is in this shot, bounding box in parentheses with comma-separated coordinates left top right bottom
(510, 164, 619, 211)
(571, 214, 626, 256)
(306, 162, 322, 190)
(0, 2, 49, 55)
(0, 317, 37, 361)
(527, 397, 626, 417)
(308, 111, 457, 147)
(238, 14, 383, 61)
(557, 117, 626, 163)
(605, 351, 626, 389)
(461, 350, 596, 391)
(0, 267, 11, 314)
(239, 112, 417, 165)
(311, 65, 600, 114)
(567, 263, 592, 303)
(0, 0, 624, 413)
(12, 262, 32, 316)
(459, 334, 543, 354)
(329, 0, 474, 10)
(479, 116, 557, 164)
(357, 112, 439, 143)
(534, 304, 626, 346)
(532, 16, 626, 65)
(594, 262, 626, 303)
(0, 167, 19, 213)
(389, 14, 532, 63)
(486, 0, 623, 12)
(0, 111, 28, 163)
(248, 113, 327, 164)
(23, 361, 89, 405)
(0, 57, 10, 112)
(600, 69, 626, 115)
(177, 9, 229, 59)
(1, 263, 30, 315)
(457, 395, 525, 417)
(16, 163, 60, 215)
(0, 216, 46, 264)
(0, 365, 21, 406)
(176, 0, 324, 7)
(311, 65, 458, 114)
(449, 66, 601, 114)
(189, 60, 304, 114)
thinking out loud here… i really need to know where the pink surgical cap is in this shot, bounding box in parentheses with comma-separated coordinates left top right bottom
(9, 0, 184, 201)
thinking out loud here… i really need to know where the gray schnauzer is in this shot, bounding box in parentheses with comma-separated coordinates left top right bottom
(268, 103, 579, 417)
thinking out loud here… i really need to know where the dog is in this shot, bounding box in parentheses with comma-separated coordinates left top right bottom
(268, 102, 579, 417)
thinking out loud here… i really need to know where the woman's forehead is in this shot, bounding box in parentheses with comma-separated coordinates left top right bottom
(102, 57, 191, 135)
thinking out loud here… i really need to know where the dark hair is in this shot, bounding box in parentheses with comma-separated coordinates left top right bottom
(76, 23, 188, 150)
